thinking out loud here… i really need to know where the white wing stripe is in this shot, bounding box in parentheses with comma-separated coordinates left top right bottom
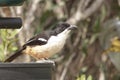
(38, 38, 47, 42)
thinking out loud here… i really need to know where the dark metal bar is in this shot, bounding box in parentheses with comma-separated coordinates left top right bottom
(0, 17, 22, 29)
(0, 0, 25, 6)
(0, 62, 54, 80)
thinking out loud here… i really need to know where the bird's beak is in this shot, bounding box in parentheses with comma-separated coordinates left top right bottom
(68, 25, 77, 30)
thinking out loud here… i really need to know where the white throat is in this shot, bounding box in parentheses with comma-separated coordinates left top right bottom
(48, 29, 70, 44)
(45, 29, 70, 56)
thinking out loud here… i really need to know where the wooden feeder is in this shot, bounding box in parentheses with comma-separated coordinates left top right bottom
(0, 62, 55, 80)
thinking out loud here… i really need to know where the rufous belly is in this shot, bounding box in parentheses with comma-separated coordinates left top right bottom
(23, 43, 64, 60)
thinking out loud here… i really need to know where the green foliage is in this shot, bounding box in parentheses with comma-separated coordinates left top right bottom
(40, 11, 53, 24)
(0, 29, 18, 61)
(76, 74, 93, 80)
(93, 18, 101, 33)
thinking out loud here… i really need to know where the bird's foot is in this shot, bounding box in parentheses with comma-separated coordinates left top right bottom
(36, 58, 55, 64)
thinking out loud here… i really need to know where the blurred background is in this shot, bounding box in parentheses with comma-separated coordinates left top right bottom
(0, 0, 120, 80)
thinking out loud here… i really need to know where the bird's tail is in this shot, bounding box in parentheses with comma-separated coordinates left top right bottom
(4, 47, 25, 62)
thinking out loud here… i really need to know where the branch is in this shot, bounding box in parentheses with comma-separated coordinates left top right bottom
(24, 0, 41, 40)
(18, 0, 41, 46)
(67, 0, 104, 24)
(60, 53, 75, 80)
(83, 0, 103, 19)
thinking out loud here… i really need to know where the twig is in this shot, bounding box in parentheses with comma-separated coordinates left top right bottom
(24, 0, 41, 39)
(10, 7, 16, 17)
(60, 53, 75, 80)
(67, 0, 104, 24)
(83, 0, 103, 19)
(17, 0, 42, 46)
(15, 6, 23, 16)
(73, 29, 82, 47)
(83, 0, 91, 9)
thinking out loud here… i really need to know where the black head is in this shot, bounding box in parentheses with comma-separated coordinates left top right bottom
(51, 22, 77, 36)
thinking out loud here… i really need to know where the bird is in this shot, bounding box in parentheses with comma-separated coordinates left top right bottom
(4, 22, 77, 62)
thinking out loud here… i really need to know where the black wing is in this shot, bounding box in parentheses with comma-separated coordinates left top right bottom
(24, 38, 47, 46)
(4, 31, 51, 62)
(23, 31, 51, 47)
